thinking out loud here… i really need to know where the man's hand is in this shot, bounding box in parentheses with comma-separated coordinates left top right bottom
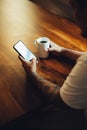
(49, 42, 65, 56)
(18, 55, 60, 102)
(18, 56, 37, 76)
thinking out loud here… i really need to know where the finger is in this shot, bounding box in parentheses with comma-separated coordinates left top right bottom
(48, 47, 53, 52)
(22, 63, 29, 73)
(31, 58, 36, 64)
(18, 55, 25, 62)
(32, 58, 38, 64)
(44, 48, 49, 52)
(18, 55, 30, 64)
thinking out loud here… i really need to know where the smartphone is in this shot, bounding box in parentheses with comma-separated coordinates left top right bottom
(13, 41, 36, 61)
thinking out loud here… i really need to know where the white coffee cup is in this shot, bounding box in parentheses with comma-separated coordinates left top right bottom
(34, 37, 50, 59)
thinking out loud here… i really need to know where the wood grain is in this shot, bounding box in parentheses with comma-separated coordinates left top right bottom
(0, 0, 87, 124)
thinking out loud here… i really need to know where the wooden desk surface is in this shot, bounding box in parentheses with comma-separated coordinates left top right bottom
(0, 0, 87, 124)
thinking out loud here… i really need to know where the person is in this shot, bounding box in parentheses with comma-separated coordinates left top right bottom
(18, 42, 86, 110)
(18, 0, 87, 129)
(1, 46, 86, 129)
(19, 0, 87, 117)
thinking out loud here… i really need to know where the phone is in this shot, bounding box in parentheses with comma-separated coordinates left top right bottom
(13, 41, 36, 61)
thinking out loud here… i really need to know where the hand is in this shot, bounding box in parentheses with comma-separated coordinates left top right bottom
(49, 42, 65, 56)
(18, 56, 37, 76)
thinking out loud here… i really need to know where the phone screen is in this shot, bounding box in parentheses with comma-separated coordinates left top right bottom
(13, 41, 36, 61)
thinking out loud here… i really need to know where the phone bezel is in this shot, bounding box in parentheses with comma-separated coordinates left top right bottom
(13, 40, 36, 61)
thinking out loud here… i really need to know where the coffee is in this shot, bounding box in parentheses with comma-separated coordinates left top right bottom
(40, 41, 47, 43)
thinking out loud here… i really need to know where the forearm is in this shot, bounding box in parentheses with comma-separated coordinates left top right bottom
(50, 42, 85, 61)
(62, 48, 85, 61)
(28, 73, 60, 101)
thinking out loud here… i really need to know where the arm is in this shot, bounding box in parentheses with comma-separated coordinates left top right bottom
(60, 53, 87, 109)
(19, 56, 60, 101)
(49, 42, 85, 61)
(62, 48, 85, 61)
(28, 73, 60, 101)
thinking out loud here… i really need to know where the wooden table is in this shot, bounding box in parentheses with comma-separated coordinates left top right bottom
(0, 0, 87, 124)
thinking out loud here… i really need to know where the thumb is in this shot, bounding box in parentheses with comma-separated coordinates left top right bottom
(32, 58, 38, 64)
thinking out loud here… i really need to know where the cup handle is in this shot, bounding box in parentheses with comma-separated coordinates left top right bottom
(34, 39, 38, 48)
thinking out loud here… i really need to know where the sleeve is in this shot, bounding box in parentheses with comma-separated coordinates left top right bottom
(60, 53, 87, 109)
